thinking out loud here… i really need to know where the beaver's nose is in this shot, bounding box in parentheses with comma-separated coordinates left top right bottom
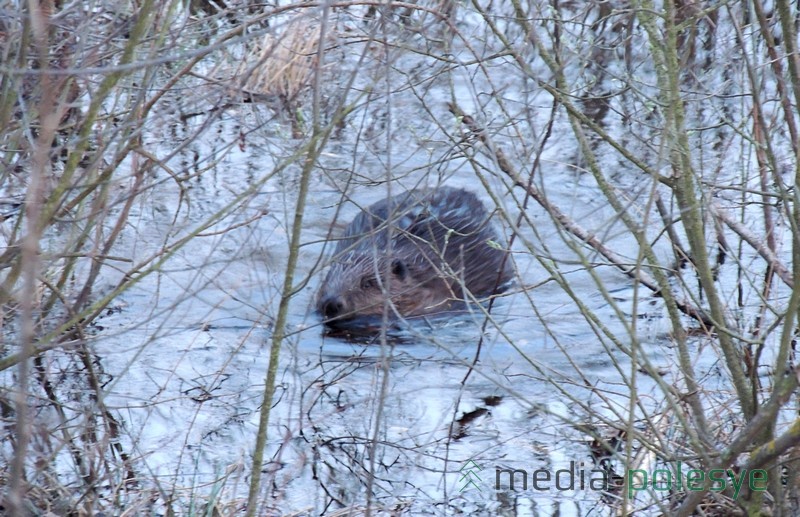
(320, 296, 345, 319)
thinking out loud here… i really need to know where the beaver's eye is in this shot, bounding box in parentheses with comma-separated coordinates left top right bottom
(391, 259, 407, 280)
(360, 277, 376, 290)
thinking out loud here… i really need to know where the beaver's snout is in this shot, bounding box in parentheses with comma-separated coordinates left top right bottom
(320, 296, 346, 320)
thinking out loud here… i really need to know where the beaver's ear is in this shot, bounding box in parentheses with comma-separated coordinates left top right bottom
(391, 259, 407, 280)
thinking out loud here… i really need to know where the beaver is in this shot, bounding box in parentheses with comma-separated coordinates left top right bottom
(316, 187, 513, 327)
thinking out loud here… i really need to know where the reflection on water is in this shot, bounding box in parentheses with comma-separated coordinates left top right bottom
(22, 24, 676, 517)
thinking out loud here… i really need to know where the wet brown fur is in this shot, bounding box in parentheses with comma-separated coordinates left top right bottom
(317, 187, 513, 325)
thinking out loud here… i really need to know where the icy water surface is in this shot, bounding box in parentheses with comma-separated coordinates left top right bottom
(83, 106, 676, 515)
(3, 4, 744, 514)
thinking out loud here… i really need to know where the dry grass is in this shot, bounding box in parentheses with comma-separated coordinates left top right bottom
(240, 17, 323, 102)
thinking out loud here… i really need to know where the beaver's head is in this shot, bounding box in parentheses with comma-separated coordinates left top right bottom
(316, 251, 451, 326)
